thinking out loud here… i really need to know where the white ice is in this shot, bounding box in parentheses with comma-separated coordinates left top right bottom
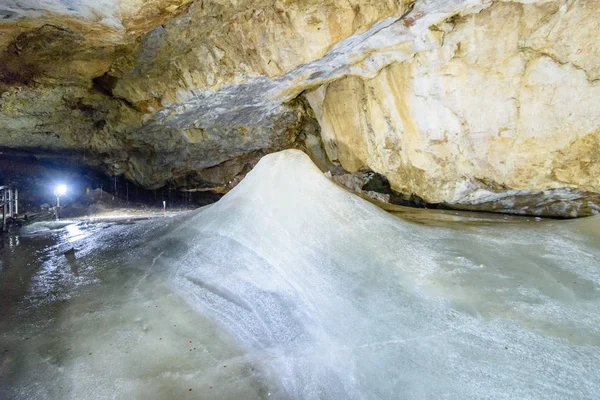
(2, 149, 600, 399)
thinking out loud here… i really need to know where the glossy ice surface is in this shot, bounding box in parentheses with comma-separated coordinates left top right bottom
(1, 150, 599, 399)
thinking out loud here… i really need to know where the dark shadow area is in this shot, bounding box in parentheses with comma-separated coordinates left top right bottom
(0, 148, 222, 220)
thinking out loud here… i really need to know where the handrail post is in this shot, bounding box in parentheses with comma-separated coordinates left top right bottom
(8, 189, 13, 218)
(2, 188, 6, 232)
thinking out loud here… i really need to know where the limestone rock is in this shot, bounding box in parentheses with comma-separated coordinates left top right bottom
(1, 0, 408, 188)
(0, 0, 599, 216)
(307, 0, 600, 217)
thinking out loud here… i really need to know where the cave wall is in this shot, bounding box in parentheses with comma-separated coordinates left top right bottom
(1, 0, 404, 189)
(306, 0, 600, 216)
(0, 0, 599, 216)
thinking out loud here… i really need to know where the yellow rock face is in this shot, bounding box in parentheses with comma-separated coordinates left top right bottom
(307, 1, 600, 214)
(108, 0, 403, 107)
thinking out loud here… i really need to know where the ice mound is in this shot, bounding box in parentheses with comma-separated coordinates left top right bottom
(159, 150, 600, 399)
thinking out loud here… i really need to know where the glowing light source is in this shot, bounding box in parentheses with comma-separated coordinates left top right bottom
(54, 185, 68, 218)
(54, 184, 67, 196)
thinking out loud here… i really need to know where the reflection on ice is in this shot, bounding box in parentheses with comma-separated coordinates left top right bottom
(64, 223, 88, 242)
(1, 150, 600, 399)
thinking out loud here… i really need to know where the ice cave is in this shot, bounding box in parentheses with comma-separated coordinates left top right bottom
(1, 0, 600, 399)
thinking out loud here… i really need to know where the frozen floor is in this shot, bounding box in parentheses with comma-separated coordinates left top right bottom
(1, 150, 599, 399)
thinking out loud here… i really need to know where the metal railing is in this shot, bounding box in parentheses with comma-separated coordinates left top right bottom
(1, 186, 19, 232)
